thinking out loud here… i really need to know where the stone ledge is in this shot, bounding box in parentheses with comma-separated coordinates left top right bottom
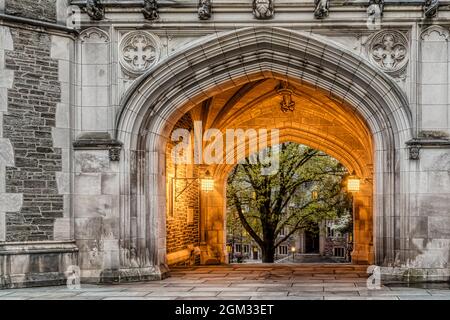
(406, 138, 450, 148)
(0, 241, 78, 255)
(74, 132, 123, 161)
(0, 241, 78, 289)
(381, 267, 450, 283)
(81, 265, 171, 284)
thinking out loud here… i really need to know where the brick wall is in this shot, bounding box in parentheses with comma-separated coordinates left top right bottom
(5, 0, 57, 23)
(3, 28, 63, 241)
(166, 113, 200, 253)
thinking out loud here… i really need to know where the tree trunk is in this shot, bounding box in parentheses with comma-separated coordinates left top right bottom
(261, 241, 276, 263)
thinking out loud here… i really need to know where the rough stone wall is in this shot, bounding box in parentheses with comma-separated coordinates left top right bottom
(3, 28, 63, 241)
(4, 0, 57, 23)
(166, 113, 200, 253)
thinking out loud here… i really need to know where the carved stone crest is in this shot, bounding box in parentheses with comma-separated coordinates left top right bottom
(277, 81, 295, 113)
(367, 30, 409, 77)
(198, 0, 212, 20)
(424, 0, 439, 18)
(119, 32, 161, 77)
(314, 0, 329, 19)
(253, 0, 274, 20)
(85, 0, 105, 20)
(143, 0, 159, 20)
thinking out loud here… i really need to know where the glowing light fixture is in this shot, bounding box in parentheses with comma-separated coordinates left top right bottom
(347, 172, 360, 193)
(201, 170, 214, 192)
(291, 246, 296, 253)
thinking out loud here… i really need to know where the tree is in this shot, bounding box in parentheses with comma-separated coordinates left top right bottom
(227, 142, 351, 263)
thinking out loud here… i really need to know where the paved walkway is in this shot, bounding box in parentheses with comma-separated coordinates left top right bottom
(1, 264, 450, 300)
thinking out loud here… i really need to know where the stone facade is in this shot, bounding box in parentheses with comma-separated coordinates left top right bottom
(4, 28, 63, 242)
(1, 0, 450, 287)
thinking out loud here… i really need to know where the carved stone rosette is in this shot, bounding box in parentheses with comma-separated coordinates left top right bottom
(366, 30, 409, 78)
(119, 31, 161, 77)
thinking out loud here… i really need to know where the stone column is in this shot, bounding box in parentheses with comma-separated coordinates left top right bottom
(200, 175, 226, 264)
(351, 181, 373, 265)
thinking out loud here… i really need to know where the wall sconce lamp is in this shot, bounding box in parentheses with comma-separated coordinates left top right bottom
(201, 170, 214, 192)
(347, 171, 361, 193)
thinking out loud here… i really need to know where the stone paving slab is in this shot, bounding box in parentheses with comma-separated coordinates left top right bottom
(1, 264, 450, 300)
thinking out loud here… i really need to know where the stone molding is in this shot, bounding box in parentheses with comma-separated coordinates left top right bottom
(420, 25, 449, 40)
(79, 26, 109, 42)
(406, 137, 450, 160)
(0, 241, 78, 255)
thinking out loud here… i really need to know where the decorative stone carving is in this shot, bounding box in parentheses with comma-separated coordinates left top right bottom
(109, 147, 121, 162)
(409, 146, 420, 160)
(143, 0, 159, 20)
(277, 81, 295, 113)
(119, 32, 160, 77)
(73, 132, 123, 162)
(367, 0, 384, 16)
(420, 25, 449, 41)
(79, 27, 110, 43)
(424, 0, 439, 18)
(85, 0, 105, 21)
(367, 31, 408, 77)
(366, 0, 383, 29)
(314, 0, 329, 19)
(198, 0, 212, 20)
(253, 0, 274, 20)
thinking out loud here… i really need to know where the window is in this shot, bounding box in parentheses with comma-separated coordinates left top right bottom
(243, 245, 249, 253)
(279, 246, 288, 255)
(327, 227, 335, 238)
(334, 247, 345, 257)
(235, 244, 242, 253)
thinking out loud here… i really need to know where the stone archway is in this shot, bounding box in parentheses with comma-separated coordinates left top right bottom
(116, 27, 412, 277)
(164, 77, 375, 266)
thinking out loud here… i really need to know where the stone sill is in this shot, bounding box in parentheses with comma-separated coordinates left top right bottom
(0, 241, 78, 255)
(406, 138, 450, 148)
(73, 139, 123, 150)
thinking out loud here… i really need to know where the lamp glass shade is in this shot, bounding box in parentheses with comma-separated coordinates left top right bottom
(347, 176, 360, 193)
(201, 178, 214, 192)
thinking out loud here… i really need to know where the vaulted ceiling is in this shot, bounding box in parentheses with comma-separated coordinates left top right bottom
(181, 78, 373, 180)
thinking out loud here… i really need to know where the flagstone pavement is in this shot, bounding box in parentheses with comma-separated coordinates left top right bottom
(1, 264, 450, 300)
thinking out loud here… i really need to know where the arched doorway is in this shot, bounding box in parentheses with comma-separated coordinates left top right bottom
(116, 27, 412, 277)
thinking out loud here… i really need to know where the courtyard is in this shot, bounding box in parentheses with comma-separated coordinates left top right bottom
(1, 265, 450, 300)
